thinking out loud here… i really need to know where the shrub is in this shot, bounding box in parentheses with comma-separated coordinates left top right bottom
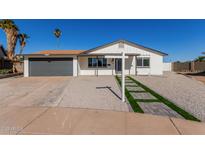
(0, 69, 12, 74)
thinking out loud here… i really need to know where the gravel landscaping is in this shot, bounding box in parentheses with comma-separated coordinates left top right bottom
(116, 76, 190, 119)
(132, 72, 205, 121)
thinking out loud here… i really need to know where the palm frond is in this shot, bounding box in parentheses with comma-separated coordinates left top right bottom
(54, 28, 62, 38)
(0, 19, 19, 31)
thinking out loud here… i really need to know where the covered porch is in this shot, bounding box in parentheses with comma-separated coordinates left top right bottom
(77, 53, 140, 76)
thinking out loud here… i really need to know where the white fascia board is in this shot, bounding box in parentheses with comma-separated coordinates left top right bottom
(104, 55, 129, 59)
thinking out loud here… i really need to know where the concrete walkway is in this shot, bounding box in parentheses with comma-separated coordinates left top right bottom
(0, 106, 205, 135)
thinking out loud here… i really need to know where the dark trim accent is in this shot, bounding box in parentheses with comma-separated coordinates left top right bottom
(21, 54, 77, 56)
(88, 57, 108, 68)
(29, 57, 73, 61)
(136, 57, 150, 68)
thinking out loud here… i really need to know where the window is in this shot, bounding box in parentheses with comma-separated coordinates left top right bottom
(136, 57, 150, 67)
(88, 58, 107, 68)
(143, 58, 150, 67)
(98, 58, 103, 67)
(93, 58, 97, 67)
(136, 58, 143, 67)
(103, 58, 107, 67)
(88, 58, 92, 67)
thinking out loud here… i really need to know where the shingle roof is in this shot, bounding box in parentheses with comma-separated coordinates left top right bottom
(33, 50, 86, 55)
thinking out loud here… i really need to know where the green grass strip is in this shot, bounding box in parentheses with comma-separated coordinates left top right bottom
(115, 76, 144, 113)
(128, 76, 200, 122)
(128, 90, 148, 93)
(125, 85, 138, 87)
(135, 99, 161, 102)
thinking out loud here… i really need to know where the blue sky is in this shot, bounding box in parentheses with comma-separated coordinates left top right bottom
(1, 19, 205, 62)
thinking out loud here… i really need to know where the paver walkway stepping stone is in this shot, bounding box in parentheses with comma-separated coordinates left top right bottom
(126, 86, 144, 91)
(138, 102, 183, 118)
(130, 92, 157, 100)
(117, 75, 184, 119)
(125, 83, 138, 86)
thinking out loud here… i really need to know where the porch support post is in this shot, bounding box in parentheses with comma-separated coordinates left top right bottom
(121, 51, 125, 102)
(96, 56, 98, 76)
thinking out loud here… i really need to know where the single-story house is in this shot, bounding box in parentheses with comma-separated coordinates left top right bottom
(0, 45, 10, 69)
(23, 40, 168, 77)
(0, 45, 7, 59)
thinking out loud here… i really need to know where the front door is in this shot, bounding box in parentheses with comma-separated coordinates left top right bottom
(115, 58, 122, 74)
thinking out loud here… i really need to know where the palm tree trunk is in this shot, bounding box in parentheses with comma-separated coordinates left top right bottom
(57, 38, 60, 49)
(20, 46, 24, 55)
(5, 28, 18, 73)
(6, 29, 17, 59)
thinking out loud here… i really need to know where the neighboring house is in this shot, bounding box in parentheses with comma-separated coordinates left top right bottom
(23, 40, 168, 77)
(0, 45, 7, 69)
(0, 45, 7, 59)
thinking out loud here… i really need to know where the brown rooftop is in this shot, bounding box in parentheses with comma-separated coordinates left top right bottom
(33, 50, 86, 55)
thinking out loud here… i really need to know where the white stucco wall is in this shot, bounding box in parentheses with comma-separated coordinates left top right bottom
(78, 56, 135, 75)
(73, 56, 78, 76)
(80, 42, 165, 75)
(24, 57, 29, 77)
(78, 56, 115, 75)
(163, 62, 172, 71)
(24, 42, 165, 77)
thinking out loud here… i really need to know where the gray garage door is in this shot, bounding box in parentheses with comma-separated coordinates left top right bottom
(29, 58, 73, 76)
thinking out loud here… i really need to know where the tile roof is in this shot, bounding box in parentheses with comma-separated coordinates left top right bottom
(33, 50, 86, 55)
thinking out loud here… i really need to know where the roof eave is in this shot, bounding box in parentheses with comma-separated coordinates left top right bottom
(20, 54, 80, 57)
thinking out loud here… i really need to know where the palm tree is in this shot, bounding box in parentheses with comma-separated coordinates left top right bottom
(195, 56, 205, 62)
(53, 28, 62, 48)
(18, 33, 29, 55)
(0, 19, 19, 60)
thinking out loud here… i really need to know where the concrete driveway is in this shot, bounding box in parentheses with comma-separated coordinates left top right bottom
(0, 76, 129, 112)
(1, 76, 205, 135)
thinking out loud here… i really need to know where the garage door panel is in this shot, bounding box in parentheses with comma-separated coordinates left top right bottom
(29, 58, 73, 76)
